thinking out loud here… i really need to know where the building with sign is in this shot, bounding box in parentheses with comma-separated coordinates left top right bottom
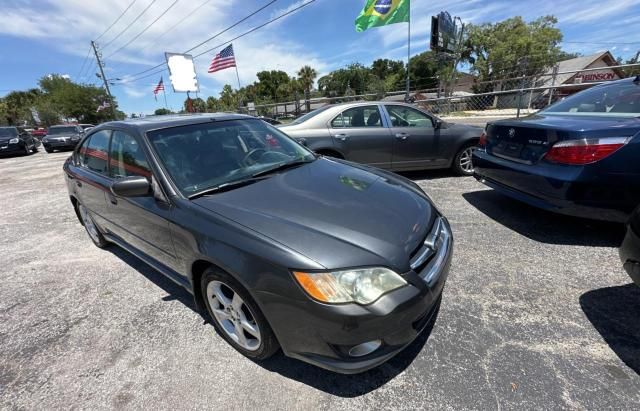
(540, 51, 624, 98)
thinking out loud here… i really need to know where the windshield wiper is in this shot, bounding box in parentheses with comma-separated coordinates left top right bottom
(188, 177, 268, 199)
(251, 159, 314, 178)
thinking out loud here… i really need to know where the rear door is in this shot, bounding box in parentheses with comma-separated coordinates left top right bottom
(106, 129, 178, 271)
(327, 104, 393, 169)
(384, 105, 442, 170)
(74, 130, 112, 228)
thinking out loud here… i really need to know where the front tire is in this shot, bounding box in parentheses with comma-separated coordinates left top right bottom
(452, 142, 476, 176)
(78, 203, 109, 248)
(201, 268, 279, 360)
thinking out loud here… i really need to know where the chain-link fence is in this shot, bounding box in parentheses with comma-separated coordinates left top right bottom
(238, 62, 640, 120)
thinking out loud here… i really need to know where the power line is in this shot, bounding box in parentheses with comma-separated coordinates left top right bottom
(76, 47, 93, 80)
(185, 0, 277, 54)
(101, 0, 158, 49)
(119, 0, 279, 81)
(145, 0, 212, 50)
(95, 0, 138, 41)
(193, 0, 315, 59)
(105, 0, 179, 59)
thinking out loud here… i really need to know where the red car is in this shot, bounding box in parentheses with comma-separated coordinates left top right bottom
(31, 128, 47, 139)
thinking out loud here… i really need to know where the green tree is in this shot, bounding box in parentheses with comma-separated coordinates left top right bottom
(154, 108, 172, 115)
(219, 84, 239, 111)
(318, 63, 372, 97)
(256, 70, 291, 101)
(464, 16, 564, 89)
(371, 59, 405, 81)
(297, 65, 317, 111)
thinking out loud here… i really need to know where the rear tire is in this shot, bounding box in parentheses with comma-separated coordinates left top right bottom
(452, 142, 476, 176)
(78, 203, 109, 248)
(201, 268, 279, 360)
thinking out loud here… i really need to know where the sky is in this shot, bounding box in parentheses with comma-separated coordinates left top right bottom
(1, 0, 640, 115)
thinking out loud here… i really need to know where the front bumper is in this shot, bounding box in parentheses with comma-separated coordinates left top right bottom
(43, 140, 78, 150)
(257, 218, 453, 374)
(0, 142, 26, 155)
(473, 150, 632, 222)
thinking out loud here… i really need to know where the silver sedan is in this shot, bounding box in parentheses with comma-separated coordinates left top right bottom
(279, 102, 483, 175)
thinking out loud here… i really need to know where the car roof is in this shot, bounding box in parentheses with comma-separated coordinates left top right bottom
(96, 113, 254, 134)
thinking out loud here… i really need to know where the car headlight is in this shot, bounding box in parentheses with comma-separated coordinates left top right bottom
(9, 137, 19, 144)
(293, 267, 407, 305)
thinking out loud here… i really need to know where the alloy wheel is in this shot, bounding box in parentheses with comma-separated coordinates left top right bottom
(459, 147, 474, 173)
(206, 280, 262, 351)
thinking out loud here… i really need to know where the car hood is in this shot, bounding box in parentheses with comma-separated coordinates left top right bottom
(193, 158, 435, 272)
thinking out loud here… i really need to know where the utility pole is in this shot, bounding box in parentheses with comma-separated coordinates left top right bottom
(91, 41, 116, 120)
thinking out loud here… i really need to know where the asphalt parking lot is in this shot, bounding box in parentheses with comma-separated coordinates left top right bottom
(1, 150, 639, 410)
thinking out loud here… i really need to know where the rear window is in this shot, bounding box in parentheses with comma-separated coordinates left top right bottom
(290, 105, 332, 125)
(543, 80, 640, 117)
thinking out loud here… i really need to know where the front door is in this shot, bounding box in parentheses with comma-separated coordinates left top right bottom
(74, 130, 112, 228)
(105, 130, 178, 272)
(327, 104, 393, 169)
(385, 105, 443, 170)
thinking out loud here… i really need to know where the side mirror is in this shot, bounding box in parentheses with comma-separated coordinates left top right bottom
(111, 176, 150, 197)
(434, 119, 443, 129)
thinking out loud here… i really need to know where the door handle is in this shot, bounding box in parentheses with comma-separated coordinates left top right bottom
(395, 133, 409, 141)
(75, 180, 82, 187)
(109, 196, 118, 205)
(334, 133, 349, 141)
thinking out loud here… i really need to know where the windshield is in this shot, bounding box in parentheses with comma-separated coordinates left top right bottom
(0, 127, 18, 137)
(49, 126, 78, 134)
(148, 119, 315, 195)
(543, 80, 640, 117)
(290, 105, 332, 125)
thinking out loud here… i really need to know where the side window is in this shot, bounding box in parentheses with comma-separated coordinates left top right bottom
(80, 130, 110, 175)
(332, 106, 382, 128)
(385, 105, 433, 128)
(109, 131, 151, 179)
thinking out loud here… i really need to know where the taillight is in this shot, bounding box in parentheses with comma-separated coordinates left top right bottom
(478, 131, 487, 148)
(544, 137, 630, 165)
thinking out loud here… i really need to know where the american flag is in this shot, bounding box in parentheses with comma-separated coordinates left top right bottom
(208, 44, 236, 73)
(153, 77, 164, 100)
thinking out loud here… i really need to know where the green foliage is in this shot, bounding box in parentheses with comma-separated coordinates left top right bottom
(297, 65, 318, 96)
(464, 16, 564, 87)
(154, 108, 173, 115)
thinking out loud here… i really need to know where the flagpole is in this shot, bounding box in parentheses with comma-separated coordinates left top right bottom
(234, 55, 243, 111)
(405, 3, 411, 101)
(162, 87, 168, 109)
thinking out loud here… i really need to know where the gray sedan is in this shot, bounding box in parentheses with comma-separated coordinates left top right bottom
(279, 102, 483, 175)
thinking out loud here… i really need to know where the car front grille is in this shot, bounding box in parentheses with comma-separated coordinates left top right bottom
(409, 216, 452, 284)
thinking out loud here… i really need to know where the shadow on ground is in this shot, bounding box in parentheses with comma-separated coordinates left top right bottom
(400, 169, 461, 181)
(463, 190, 624, 247)
(108, 246, 437, 396)
(580, 284, 640, 375)
(257, 304, 439, 397)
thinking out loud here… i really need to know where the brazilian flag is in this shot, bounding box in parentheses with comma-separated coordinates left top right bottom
(355, 0, 410, 32)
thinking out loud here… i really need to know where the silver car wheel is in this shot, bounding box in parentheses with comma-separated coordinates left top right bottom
(79, 204, 100, 244)
(459, 147, 474, 173)
(206, 280, 261, 351)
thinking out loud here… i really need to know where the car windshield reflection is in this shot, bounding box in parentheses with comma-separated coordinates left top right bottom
(147, 119, 315, 195)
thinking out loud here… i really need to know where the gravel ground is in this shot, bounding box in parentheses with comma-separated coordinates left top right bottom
(1, 150, 639, 410)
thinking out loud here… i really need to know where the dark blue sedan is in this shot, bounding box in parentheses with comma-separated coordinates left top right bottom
(473, 77, 640, 222)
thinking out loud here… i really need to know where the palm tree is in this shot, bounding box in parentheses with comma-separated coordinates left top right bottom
(297, 65, 317, 112)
